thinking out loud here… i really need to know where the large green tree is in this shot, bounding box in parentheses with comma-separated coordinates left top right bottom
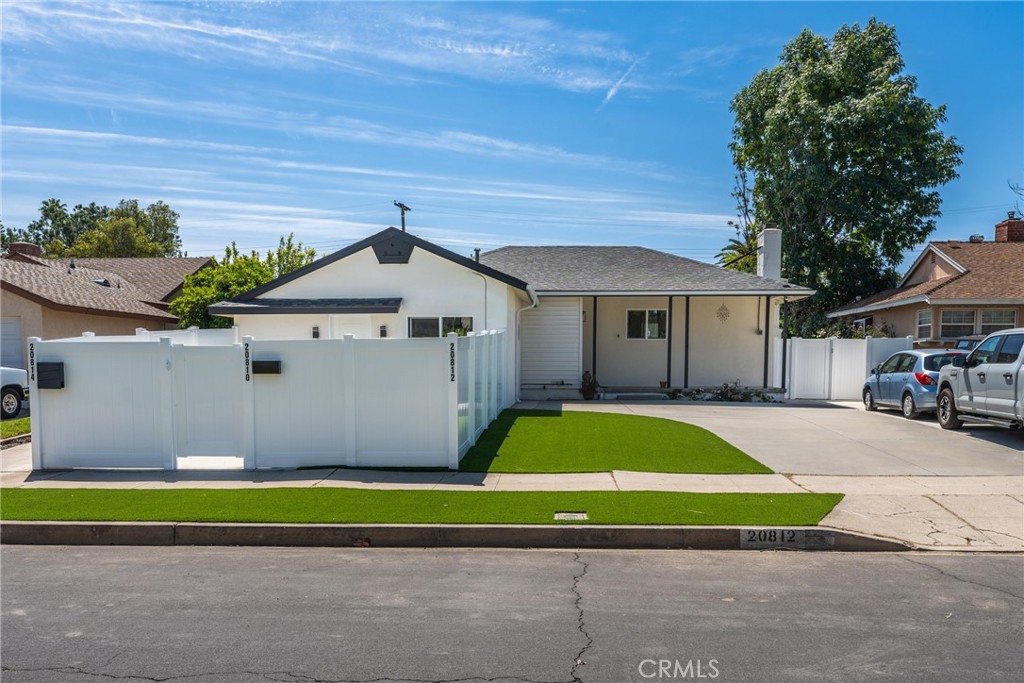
(170, 234, 317, 328)
(729, 19, 962, 334)
(1, 198, 182, 257)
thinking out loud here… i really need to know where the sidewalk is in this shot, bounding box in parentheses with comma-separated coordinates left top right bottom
(3, 439, 1021, 551)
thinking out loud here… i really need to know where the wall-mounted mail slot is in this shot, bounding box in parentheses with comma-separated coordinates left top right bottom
(252, 360, 282, 375)
(37, 362, 66, 389)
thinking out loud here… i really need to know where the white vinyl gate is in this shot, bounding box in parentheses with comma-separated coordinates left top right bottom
(173, 345, 244, 459)
(777, 336, 914, 400)
(28, 329, 509, 471)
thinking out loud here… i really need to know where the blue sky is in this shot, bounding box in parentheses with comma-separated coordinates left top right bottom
(2, 1, 1021, 268)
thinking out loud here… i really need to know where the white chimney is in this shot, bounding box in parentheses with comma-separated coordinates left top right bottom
(757, 227, 782, 280)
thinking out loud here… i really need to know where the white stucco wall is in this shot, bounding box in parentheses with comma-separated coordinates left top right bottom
(594, 296, 670, 387)
(688, 296, 770, 387)
(230, 246, 517, 340)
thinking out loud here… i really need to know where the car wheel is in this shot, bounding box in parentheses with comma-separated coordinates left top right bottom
(863, 388, 877, 412)
(1, 387, 21, 420)
(936, 388, 962, 430)
(901, 393, 918, 419)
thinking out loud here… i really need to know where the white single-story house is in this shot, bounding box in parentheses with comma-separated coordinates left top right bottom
(210, 227, 812, 400)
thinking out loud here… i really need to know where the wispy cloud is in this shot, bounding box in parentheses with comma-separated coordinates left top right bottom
(2, 125, 286, 156)
(4, 82, 673, 179)
(1, 2, 642, 95)
(602, 60, 640, 106)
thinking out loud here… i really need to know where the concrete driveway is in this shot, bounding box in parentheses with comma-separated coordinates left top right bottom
(557, 400, 1024, 551)
(593, 399, 1023, 476)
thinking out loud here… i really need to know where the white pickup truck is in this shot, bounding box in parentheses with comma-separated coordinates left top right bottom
(1, 366, 30, 420)
(936, 327, 1024, 430)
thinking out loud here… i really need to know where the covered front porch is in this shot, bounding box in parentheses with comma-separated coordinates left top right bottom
(519, 294, 786, 399)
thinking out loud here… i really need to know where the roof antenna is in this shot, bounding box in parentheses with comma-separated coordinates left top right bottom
(393, 201, 411, 232)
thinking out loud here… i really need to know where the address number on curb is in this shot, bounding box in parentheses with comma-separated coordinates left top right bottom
(740, 528, 835, 550)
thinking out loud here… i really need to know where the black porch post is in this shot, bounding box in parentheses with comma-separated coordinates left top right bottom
(592, 296, 598, 376)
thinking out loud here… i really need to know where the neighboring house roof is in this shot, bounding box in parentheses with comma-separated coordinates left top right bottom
(0, 259, 177, 322)
(225, 227, 530, 303)
(48, 257, 210, 304)
(828, 240, 1024, 317)
(209, 298, 402, 316)
(479, 246, 812, 296)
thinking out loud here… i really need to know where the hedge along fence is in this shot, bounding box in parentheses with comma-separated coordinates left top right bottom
(26, 330, 508, 471)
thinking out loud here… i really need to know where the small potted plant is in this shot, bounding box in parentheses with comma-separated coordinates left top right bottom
(580, 371, 600, 400)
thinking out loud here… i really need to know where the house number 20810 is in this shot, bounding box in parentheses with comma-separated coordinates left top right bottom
(244, 342, 251, 382)
(449, 343, 455, 382)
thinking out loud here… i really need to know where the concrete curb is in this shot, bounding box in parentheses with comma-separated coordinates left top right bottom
(1, 521, 910, 552)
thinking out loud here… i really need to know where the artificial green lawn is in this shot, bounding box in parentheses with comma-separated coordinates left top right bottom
(459, 409, 771, 474)
(1, 417, 30, 439)
(0, 489, 842, 526)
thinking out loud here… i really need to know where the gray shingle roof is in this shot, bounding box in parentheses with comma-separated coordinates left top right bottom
(479, 246, 812, 294)
(48, 257, 210, 303)
(1, 260, 177, 321)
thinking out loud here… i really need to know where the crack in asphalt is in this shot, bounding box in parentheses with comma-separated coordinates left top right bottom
(0, 668, 563, 683)
(0, 667, 253, 682)
(901, 556, 1024, 600)
(569, 552, 594, 683)
(263, 673, 563, 683)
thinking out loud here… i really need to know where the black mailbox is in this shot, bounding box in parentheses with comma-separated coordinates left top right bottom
(37, 362, 65, 389)
(252, 360, 282, 375)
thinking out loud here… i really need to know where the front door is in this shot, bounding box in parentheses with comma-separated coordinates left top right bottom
(330, 315, 372, 339)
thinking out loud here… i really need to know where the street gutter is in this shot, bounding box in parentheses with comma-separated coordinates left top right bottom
(1, 521, 910, 551)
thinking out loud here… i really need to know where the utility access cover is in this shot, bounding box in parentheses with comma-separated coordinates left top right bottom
(554, 512, 588, 521)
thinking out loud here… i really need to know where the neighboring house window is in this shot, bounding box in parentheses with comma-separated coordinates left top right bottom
(981, 310, 1016, 335)
(916, 310, 932, 339)
(940, 310, 976, 338)
(627, 309, 667, 340)
(408, 316, 473, 338)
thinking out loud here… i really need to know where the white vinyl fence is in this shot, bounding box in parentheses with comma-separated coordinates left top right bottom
(27, 329, 508, 471)
(774, 336, 914, 400)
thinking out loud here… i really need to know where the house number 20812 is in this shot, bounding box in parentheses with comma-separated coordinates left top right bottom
(449, 343, 455, 382)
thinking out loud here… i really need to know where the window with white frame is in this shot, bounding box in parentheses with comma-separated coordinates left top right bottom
(916, 310, 932, 339)
(981, 309, 1016, 335)
(627, 309, 667, 339)
(939, 310, 976, 338)
(408, 316, 473, 338)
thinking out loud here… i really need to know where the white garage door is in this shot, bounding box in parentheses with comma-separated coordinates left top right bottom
(1, 317, 23, 368)
(520, 298, 581, 388)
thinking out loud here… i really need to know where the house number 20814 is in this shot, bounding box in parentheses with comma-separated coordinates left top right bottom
(449, 343, 455, 382)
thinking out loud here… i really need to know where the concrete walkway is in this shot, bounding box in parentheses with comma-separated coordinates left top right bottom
(3, 400, 1022, 552)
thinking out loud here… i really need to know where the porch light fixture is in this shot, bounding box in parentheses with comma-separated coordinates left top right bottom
(380, 325, 387, 338)
(312, 326, 320, 339)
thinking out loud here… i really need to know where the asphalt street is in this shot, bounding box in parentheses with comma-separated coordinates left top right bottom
(1, 547, 1021, 683)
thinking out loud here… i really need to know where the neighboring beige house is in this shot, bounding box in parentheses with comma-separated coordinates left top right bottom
(210, 226, 812, 399)
(828, 213, 1024, 347)
(1, 243, 211, 368)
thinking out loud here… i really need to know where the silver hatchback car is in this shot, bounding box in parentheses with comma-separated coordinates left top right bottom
(863, 349, 967, 418)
